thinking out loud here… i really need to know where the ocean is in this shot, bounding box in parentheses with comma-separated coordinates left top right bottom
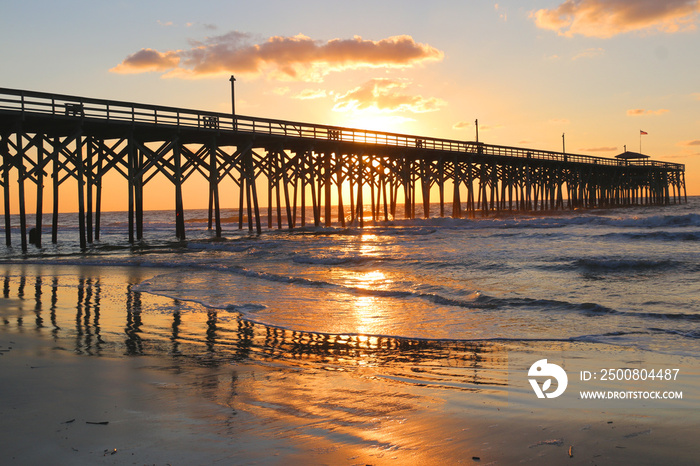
(1, 198, 699, 463)
(3, 198, 699, 351)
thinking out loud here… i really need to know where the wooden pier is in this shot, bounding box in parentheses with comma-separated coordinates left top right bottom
(0, 87, 687, 251)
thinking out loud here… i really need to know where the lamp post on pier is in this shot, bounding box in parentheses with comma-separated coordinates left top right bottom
(562, 132, 566, 155)
(230, 75, 236, 130)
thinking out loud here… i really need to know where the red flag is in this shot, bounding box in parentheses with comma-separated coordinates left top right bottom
(640, 130, 648, 135)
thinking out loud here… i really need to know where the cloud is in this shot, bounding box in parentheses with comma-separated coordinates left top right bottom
(531, 0, 700, 38)
(572, 47, 605, 60)
(452, 120, 501, 131)
(293, 89, 328, 100)
(110, 48, 181, 73)
(476, 124, 504, 132)
(111, 32, 444, 81)
(333, 78, 446, 113)
(692, 92, 700, 100)
(626, 108, 669, 116)
(679, 139, 700, 146)
(495, 3, 508, 21)
(581, 146, 618, 152)
(453, 121, 474, 130)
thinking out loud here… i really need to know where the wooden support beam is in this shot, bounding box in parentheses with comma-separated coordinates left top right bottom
(281, 150, 294, 230)
(174, 139, 186, 240)
(94, 140, 103, 241)
(86, 137, 93, 244)
(421, 159, 430, 219)
(324, 153, 332, 227)
(336, 163, 345, 227)
(2, 133, 12, 247)
(17, 132, 28, 252)
(357, 155, 364, 228)
(51, 137, 59, 243)
(211, 139, 221, 237)
(127, 135, 135, 244)
(76, 134, 87, 250)
(35, 136, 44, 248)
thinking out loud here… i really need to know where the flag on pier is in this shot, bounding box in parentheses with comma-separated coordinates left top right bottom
(640, 130, 648, 135)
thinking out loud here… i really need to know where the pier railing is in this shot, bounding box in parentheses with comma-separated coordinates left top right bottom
(0, 87, 684, 171)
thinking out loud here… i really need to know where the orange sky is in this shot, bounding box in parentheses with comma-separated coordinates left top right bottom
(1, 1, 698, 213)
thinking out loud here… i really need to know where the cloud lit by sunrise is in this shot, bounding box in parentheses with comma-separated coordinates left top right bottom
(452, 121, 474, 130)
(627, 108, 670, 116)
(110, 32, 444, 81)
(332, 78, 445, 114)
(581, 146, 618, 152)
(572, 47, 605, 60)
(112, 48, 181, 73)
(531, 0, 700, 38)
(293, 89, 328, 100)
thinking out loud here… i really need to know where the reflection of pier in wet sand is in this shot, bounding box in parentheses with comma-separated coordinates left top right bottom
(3, 265, 698, 465)
(0, 266, 507, 391)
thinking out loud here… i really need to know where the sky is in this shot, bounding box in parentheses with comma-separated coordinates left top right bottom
(1, 0, 698, 212)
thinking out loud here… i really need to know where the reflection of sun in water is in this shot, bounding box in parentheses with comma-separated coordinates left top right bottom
(335, 234, 397, 336)
(351, 269, 393, 336)
(354, 295, 384, 337)
(355, 270, 388, 290)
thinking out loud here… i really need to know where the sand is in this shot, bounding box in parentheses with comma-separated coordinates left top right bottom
(1, 264, 699, 465)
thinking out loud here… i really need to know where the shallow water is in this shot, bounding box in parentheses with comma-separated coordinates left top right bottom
(3, 199, 699, 355)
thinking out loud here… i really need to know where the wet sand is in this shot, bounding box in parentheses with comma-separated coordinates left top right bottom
(1, 264, 698, 465)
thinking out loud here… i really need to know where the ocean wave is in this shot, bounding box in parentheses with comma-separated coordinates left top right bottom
(572, 258, 678, 274)
(596, 231, 700, 242)
(649, 328, 700, 339)
(292, 254, 381, 266)
(226, 303, 268, 313)
(132, 263, 700, 328)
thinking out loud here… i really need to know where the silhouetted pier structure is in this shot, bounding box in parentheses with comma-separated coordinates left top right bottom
(0, 87, 687, 251)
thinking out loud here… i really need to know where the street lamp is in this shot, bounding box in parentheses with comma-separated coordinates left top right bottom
(229, 75, 236, 130)
(562, 132, 566, 155)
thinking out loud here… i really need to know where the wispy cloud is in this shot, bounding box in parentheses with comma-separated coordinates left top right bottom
(333, 78, 446, 113)
(531, 0, 700, 38)
(495, 3, 508, 22)
(476, 124, 504, 132)
(627, 108, 669, 116)
(679, 139, 700, 146)
(292, 89, 328, 100)
(111, 32, 444, 81)
(453, 121, 474, 130)
(572, 47, 605, 60)
(581, 146, 618, 152)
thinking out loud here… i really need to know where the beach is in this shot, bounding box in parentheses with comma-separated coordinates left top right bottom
(1, 199, 699, 464)
(1, 259, 698, 465)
